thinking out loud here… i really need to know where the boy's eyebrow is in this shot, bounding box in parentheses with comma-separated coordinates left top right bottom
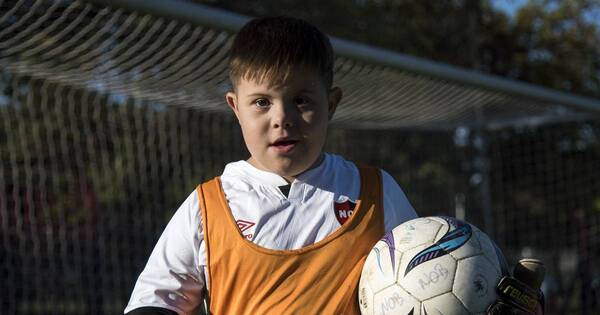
(246, 93, 271, 98)
(246, 88, 319, 98)
(296, 88, 319, 94)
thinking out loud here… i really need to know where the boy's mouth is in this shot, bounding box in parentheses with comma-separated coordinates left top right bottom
(270, 139, 298, 154)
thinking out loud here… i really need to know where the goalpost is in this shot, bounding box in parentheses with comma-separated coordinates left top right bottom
(1, 1, 599, 314)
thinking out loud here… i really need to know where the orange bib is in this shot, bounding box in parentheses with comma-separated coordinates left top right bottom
(197, 165, 384, 315)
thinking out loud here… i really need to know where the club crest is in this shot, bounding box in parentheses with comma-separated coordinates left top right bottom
(334, 199, 356, 225)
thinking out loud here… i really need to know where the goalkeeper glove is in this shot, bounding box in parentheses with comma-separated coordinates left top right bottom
(487, 258, 545, 315)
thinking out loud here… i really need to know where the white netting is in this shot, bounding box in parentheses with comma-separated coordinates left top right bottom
(1, 0, 591, 130)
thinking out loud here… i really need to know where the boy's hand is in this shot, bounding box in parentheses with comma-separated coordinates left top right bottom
(487, 259, 545, 315)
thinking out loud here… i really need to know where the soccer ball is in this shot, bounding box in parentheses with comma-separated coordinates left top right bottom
(359, 216, 504, 315)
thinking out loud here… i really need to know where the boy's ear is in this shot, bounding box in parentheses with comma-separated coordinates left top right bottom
(226, 91, 240, 120)
(327, 87, 342, 120)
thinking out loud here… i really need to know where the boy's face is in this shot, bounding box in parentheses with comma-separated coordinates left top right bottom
(226, 67, 342, 181)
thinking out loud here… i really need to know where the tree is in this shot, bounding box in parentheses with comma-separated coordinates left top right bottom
(488, 0, 600, 98)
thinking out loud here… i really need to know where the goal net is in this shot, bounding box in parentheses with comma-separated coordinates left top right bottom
(1, 1, 598, 314)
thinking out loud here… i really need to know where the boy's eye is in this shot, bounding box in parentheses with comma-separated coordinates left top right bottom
(253, 98, 270, 108)
(294, 96, 310, 106)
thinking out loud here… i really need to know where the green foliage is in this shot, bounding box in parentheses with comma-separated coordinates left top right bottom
(508, 0, 600, 97)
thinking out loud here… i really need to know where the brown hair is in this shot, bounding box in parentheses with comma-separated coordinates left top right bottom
(228, 16, 334, 89)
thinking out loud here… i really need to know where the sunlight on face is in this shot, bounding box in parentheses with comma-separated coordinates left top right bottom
(226, 67, 342, 181)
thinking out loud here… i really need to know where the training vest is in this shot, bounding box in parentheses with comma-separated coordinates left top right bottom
(197, 165, 384, 315)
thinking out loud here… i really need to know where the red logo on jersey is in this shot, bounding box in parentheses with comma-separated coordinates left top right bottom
(236, 219, 255, 240)
(334, 200, 357, 225)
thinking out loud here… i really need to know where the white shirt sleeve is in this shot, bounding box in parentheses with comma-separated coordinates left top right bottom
(124, 191, 205, 315)
(381, 169, 418, 233)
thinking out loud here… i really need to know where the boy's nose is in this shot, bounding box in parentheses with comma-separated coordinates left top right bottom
(272, 103, 295, 129)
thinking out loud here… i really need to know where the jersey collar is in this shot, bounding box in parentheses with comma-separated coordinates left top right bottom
(223, 154, 331, 187)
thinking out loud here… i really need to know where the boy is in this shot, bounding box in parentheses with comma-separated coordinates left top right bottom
(124, 16, 545, 315)
(124, 16, 417, 315)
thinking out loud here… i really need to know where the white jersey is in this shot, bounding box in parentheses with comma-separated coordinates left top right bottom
(125, 153, 417, 315)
